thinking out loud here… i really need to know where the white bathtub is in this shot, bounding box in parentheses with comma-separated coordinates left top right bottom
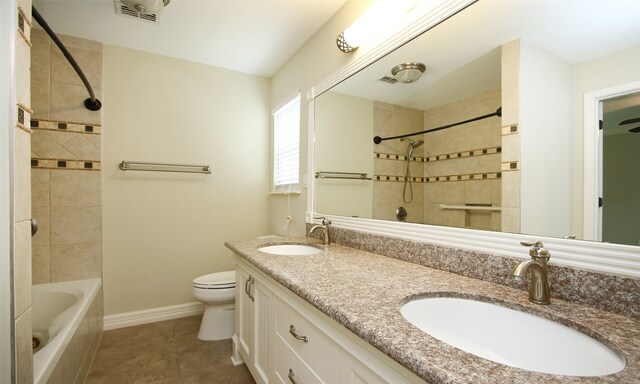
(32, 279, 101, 384)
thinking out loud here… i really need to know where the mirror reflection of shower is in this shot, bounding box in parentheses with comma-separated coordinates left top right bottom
(401, 138, 424, 203)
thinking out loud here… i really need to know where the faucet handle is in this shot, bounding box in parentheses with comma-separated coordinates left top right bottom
(313, 216, 331, 225)
(520, 241, 550, 259)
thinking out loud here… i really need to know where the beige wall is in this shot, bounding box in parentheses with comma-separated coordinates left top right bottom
(571, 43, 640, 237)
(30, 29, 104, 284)
(102, 46, 270, 315)
(269, 0, 376, 236)
(315, 91, 373, 218)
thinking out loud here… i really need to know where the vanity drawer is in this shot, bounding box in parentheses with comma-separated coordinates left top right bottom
(275, 297, 339, 383)
(274, 334, 323, 384)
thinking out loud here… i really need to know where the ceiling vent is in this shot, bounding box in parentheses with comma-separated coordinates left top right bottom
(378, 76, 398, 84)
(114, 0, 163, 24)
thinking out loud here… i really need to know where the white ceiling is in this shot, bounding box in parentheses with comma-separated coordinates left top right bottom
(332, 0, 640, 110)
(31, 0, 347, 77)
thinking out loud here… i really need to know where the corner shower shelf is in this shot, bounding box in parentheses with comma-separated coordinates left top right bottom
(440, 204, 502, 212)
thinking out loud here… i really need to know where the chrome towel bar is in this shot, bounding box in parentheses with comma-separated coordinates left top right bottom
(119, 161, 211, 174)
(315, 171, 371, 180)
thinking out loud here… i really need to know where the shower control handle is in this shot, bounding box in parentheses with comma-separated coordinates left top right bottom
(288, 369, 298, 384)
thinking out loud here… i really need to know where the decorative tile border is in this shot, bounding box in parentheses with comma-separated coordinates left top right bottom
(17, 6, 32, 47)
(375, 146, 501, 163)
(31, 119, 102, 135)
(16, 104, 32, 133)
(31, 158, 102, 171)
(501, 124, 519, 135)
(501, 161, 519, 171)
(374, 172, 501, 183)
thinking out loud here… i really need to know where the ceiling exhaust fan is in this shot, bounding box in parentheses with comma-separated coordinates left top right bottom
(619, 117, 640, 133)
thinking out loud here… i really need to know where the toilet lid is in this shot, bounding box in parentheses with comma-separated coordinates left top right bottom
(193, 271, 236, 289)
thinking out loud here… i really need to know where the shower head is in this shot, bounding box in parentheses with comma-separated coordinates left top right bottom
(402, 137, 424, 149)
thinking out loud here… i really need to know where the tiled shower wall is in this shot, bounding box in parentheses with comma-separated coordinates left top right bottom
(422, 89, 502, 231)
(30, 29, 103, 284)
(372, 101, 425, 223)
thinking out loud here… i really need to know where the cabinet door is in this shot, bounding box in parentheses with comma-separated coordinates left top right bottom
(235, 265, 253, 363)
(251, 277, 272, 384)
(340, 349, 390, 384)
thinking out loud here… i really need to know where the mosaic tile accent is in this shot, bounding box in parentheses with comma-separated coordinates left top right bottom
(31, 158, 101, 171)
(17, 7, 32, 46)
(375, 146, 501, 164)
(501, 124, 519, 135)
(501, 161, 519, 171)
(31, 119, 102, 134)
(16, 104, 32, 133)
(374, 172, 501, 184)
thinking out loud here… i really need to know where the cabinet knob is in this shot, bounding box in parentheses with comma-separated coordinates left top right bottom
(289, 325, 308, 342)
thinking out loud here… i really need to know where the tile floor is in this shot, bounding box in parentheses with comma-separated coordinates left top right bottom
(84, 315, 255, 384)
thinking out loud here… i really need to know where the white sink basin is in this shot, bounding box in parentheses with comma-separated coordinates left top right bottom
(400, 297, 625, 376)
(258, 244, 322, 256)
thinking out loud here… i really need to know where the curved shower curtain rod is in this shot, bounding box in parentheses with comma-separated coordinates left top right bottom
(373, 107, 502, 144)
(32, 6, 102, 111)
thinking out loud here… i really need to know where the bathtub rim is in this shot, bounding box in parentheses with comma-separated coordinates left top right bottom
(32, 278, 101, 384)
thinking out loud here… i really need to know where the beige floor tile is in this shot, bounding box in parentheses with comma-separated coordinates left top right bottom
(181, 364, 255, 384)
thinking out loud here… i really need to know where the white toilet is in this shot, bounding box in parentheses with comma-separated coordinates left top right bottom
(192, 270, 236, 341)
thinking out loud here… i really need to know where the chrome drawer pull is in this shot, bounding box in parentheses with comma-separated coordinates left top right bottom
(289, 325, 308, 342)
(288, 369, 298, 384)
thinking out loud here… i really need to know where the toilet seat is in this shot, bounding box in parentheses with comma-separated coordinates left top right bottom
(193, 271, 236, 289)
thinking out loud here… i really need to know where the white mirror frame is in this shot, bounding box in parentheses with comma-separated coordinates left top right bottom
(307, 0, 640, 278)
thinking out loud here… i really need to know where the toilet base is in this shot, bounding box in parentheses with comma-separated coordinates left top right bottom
(198, 303, 235, 341)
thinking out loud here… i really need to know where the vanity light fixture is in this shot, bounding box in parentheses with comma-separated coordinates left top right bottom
(120, 0, 170, 14)
(391, 62, 426, 83)
(336, 0, 417, 53)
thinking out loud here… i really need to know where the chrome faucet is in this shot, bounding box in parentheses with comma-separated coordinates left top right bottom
(309, 217, 331, 245)
(512, 241, 551, 305)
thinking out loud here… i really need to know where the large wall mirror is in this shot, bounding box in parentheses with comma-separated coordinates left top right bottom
(313, 1, 640, 250)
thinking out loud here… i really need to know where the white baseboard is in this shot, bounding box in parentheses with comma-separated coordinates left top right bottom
(103, 302, 204, 331)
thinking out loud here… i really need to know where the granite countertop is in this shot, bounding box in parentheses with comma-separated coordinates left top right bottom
(225, 237, 640, 384)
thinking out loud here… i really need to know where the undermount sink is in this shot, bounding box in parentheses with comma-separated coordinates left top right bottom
(258, 244, 322, 256)
(400, 297, 625, 376)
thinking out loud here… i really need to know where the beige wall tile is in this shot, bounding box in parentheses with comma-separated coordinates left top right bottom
(502, 132, 520, 163)
(502, 207, 520, 233)
(441, 182, 465, 204)
(50, 242, 102, 281)
(50, 206, 101, 245)
(13, 221, 31, 317)
(502, 170, 520, 209)
(57, 334, 79, 384)
(15, 34, 31, 108)
(32, 206, 49, 246)
(14, 128, 31, 222)
(501, 40, 520, 127)
(50, 170, 101, 207)
(51, 47, 103, 88)
(491, 179, 502, 206)
(468, 211, 492, 230)
(44, 365, 60, 384)
(50, 82, 102, 125)
(31, 29, 51, 81)
(491, 212, 502, 231)
(61, 134, 99, 160)
(465, 180, 493, 205)
(31, 169, 50, 207)
(31, 77, 51, 120)
(32, 245, 51, 284)
(58, 33, 103, 53)
(15, 308, 33, 384)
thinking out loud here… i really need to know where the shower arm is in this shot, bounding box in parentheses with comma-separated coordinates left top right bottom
(32, 6, 102, 111)
(373, 107, 501, 144)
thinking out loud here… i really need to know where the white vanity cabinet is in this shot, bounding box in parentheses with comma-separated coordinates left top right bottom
(233, 255, 426, 384)
(234, 262, 274, 384)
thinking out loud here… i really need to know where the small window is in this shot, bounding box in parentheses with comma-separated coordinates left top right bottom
(273, 93, 300, 192)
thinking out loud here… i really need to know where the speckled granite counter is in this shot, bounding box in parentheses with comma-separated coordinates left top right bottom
(225, 237, 640, 384)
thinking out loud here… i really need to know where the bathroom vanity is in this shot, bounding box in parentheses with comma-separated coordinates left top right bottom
(226, 238, 640, 384)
